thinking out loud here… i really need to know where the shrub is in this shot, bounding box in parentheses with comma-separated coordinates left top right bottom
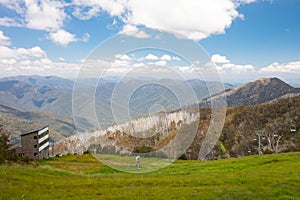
(178, 153, 188, 160)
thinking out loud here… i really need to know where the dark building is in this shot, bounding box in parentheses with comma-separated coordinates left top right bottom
(15, 126, 50, 161)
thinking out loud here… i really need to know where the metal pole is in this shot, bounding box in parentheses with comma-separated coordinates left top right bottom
(255, 131, 263, 156)
(258, 134, 261, 156)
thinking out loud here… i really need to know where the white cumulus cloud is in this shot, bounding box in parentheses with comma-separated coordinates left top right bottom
(218, 63, 255, 73)
(260, 61, 300, 74)
(153, 60, 167, 67)
(0, 0, 67, 31)
(211, 54, 255, 74)
(47, 30, 90, 46)
(124, 0, 241, 40)
(0, 44, 80, 77)
(211, 54, 230, 64)
(71, 0, 126, 20)
(0, 31, 11, 46)
(0, 0, 257, 43)
(0, 17, 23, 27)
(160, 55, 172, 61)
(0, 0, 79, 46)
(115, 54, 132, 61)
(176, 66, 196, 74)
(235, 0, 258, 4)
(144, 54, 159, 60)
(0, 45, 46, 59)
(120, 24, 151, 39)
(24, 0, 67, 31)
(69, 0, 255, 40)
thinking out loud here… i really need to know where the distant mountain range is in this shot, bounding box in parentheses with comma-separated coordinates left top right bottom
(1, 75, 300, 143)
(0, 75, 233, 128)
(0, 104, 91, 144)
(0, 75, 74, 89)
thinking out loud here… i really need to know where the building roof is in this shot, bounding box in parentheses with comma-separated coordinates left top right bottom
(20, 125, 49, 136)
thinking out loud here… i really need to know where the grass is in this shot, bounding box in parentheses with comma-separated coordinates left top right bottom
(0, 153, 300, 199)
(93, 154, 173, 173)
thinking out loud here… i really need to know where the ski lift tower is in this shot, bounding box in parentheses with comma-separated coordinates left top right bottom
(255, 130, 264, 156)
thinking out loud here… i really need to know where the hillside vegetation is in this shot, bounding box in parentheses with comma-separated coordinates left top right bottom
(1, 76, 300, 148)
(1, 76, 300, 160)
(188, 96, 300, 159)
(0, 153, 299, 199)
(53, 96, 300, 160)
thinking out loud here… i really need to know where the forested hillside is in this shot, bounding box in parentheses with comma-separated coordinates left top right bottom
(54, 96, 300, 160)
(189, 96, 300, 159)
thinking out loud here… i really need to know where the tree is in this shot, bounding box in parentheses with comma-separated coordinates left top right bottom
(0, 125, 10, 163)
(264, 119, 288, 154)
(0, 124, 18, 163)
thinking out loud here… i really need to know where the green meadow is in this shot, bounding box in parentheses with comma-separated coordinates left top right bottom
(1, 153, 300, 200)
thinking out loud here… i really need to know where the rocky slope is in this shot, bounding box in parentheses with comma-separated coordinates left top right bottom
(54, 110, 199, 159)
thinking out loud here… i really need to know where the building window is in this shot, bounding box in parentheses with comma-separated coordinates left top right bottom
(34, 153, 38, 156)
(34, 136, 37, 139)
(34, 144, 37, 148)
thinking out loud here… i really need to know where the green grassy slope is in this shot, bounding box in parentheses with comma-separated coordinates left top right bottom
(1, 153, 300, 200)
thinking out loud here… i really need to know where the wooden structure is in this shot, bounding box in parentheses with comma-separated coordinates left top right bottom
(15, 126, 50, 161)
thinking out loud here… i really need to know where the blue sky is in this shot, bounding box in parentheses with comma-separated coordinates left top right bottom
(0, 0, 299, 85)
(202, 0, 300, 66)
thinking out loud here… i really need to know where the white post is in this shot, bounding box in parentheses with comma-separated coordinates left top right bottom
(255, 131, 263, 156)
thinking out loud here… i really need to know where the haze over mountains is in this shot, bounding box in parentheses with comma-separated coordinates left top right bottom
(0, 75, 74, 90)
(0, 75, 231, 127)
(0, 75, 300, 143)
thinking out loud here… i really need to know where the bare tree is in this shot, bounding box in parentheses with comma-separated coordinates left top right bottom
(264, 119, 287, 153)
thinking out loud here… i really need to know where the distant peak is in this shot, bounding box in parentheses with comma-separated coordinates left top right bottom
(254, 77, 287, 85)
(256, 78, 271, 84)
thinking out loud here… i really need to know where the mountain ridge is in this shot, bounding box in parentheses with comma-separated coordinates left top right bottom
(202, 77, 300, 106)
(1, 75, 300, 147)
(0, 75, 74, 89)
